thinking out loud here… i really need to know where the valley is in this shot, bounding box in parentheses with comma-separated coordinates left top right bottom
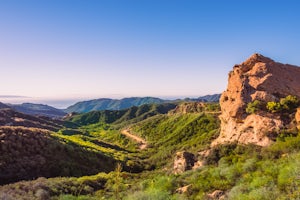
(1, 55, 300, 199)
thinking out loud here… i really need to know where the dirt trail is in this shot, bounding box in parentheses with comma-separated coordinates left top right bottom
(121, 129, 148, 150)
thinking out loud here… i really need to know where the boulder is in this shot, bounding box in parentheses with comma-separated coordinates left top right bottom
(296, 108, 300, 129)
(175, 184, 192, 194)
(173, 151, 195, 174)
(207, 190, 225, 200)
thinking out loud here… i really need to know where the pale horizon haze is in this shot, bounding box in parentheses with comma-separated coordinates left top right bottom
(1, 0, 300, 108)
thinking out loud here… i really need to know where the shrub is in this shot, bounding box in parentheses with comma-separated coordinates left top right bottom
(280, 95, 299, 111)
(266, 95, 299, 113)
(246, 100, 263, 114)
(266, 101, 281, 113)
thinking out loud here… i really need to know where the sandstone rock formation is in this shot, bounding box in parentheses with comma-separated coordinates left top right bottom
(296, 108, 300, 129)
(175, 184, 192, 194)
(212, 53, 300, 146)
(207, 190, 225, 200)
(173, 151, 196, 174)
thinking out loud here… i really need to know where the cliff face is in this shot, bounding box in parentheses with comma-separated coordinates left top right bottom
(212, 54, 300, 146)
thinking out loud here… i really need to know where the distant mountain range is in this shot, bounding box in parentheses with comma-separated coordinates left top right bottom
(0, 94, 221, 117)
(185, 94, 221, 102)
(65, 94, 220, 113)
(0, 102, 10, 109)
(64, 97, 165, 113)
(8, 103, 66, 118)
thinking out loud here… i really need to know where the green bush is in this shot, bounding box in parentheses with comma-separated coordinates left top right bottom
(266, 95, 299, 113)
(280, 95, 299, 111)
(246, 100, 263, 114)
(266, 101, 282, 113)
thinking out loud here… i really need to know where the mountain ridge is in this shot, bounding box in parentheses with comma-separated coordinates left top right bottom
(65, 95, 221, 113)
(9, 103, 66, 118)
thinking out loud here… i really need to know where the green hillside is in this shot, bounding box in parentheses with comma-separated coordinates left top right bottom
(64, 95, 221, 113)
(65, 97, 166, 113)
(131, 112, 220, 168)
(66, 103, 177, 127)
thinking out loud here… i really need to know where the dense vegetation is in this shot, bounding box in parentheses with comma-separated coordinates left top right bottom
(66, 103, 177, 127)
(131, 112, 220, 168)
(0, 126, 117, 185)
(246, 95, 300, 114)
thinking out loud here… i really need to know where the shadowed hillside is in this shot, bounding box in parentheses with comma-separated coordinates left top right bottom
(0, 108, 66, 131)
(9, 103, 66, 118)
(0, 102, 10, 109)
(0, 126, 117, 185)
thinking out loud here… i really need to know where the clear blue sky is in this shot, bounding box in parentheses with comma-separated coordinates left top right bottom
(1, 0, 300, 107)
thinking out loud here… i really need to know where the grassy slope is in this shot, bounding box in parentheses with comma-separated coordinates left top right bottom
(131, 112, 220, 168)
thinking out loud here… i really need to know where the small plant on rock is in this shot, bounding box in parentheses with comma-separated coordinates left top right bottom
(246, 100, 263, 114)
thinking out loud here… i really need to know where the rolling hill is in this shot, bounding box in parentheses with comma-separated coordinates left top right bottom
(66, 103, 177, 127)
(0, 126, 117, 185)
(0, 102, 10, 109)
(0, 108, 67, 131)
(65, 95, 221, 113)
(65, 97, 166, 113)
(9, 103, 66, 118)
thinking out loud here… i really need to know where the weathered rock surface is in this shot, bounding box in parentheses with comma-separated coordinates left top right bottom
(296, 108, 300, 129)
(212, 54, 300, 146)
(169, 102, 205, 114)
(173, 151, 196, 174)
(207, 190, 225, 200)
(175, 184, 192, 194)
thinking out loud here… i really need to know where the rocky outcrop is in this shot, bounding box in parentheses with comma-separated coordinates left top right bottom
(296, 108, 300, 129)
(207, 190, 225, 200)
(212, 54, 300, 146)
(169, 102, 205, 114)
(173, 151, 196, 174)
(175, 184, 192, 194)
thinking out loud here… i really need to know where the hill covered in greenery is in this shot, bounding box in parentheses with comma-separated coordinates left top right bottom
(65, 97, 166, 113)
(64, 95, 221, 113)
(66, 103, 177, 127)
